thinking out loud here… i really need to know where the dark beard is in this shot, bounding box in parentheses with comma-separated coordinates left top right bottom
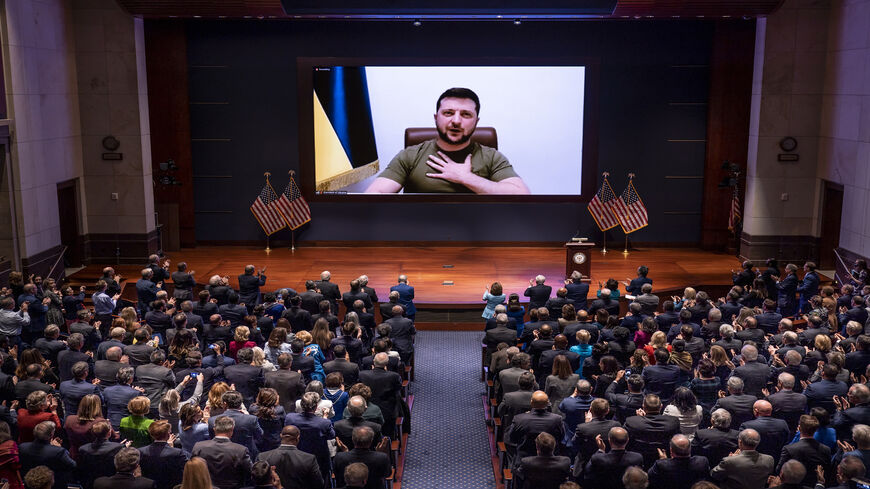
(436, 126, 474, 146)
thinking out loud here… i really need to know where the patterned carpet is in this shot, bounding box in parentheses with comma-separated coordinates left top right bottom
(401, 331, 496, 488)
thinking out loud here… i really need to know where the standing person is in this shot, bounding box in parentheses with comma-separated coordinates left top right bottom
(0, 421, 23, 489)
(315, 271, 340, 315)
(92, 447, 156, 489)
(761, 258, 781, 303)
(63, 394, 106, 461)
(390, 275, 416, 322)
(0, 296, 29, 346)
(256, 425, 323, 489)
(138, 420, 189, 489)
(624, 265, 653, 295)
(564, 271, 589, 311)
(506, 293, 526, 337)
(524, 275, 552, 310)
(92, 280, 120, 338)
(120, 397, 155, 448)
(797, 261, 820, 315)
(482, 282, 505, 320)
(193, 416, 253, 489)
(136, 269, 160, 317)
(171, 262, 196, 302)
(710, 428, 775, 489)
(18, 284, 49, 345)
(774, 264, 799, 318)
(41, 278, 63, 332)
(238, 265, 267, 313)
(249, 388, 284, 454)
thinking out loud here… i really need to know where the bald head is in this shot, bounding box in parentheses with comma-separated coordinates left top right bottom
(530, 391, 549, 409)
(280, 425, 300, 444)
(609, 427, 629, 449)
(753, 400, 772, 417)
(670, 434, 691, 457)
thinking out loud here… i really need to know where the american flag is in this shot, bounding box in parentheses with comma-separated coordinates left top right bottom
(614, 180, 649, 233)
(728, 189, 741, 232)
(275, 176, 311, 230)
(250, 183, 286, 235)
(588, 178, 621, 231)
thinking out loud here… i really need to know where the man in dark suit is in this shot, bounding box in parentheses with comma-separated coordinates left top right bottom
(146, 254, 171, 285)
(588, 288, 620, 317)
(193, 416, 253, 489)
(718, 290, 744, 324)
(333, 426, 391, 489)
(136, 268, 160, 317)
(714, 377, 759, 429)
(265, 353, 306, 412)
(777, 414, 832, 487)
(93, 447, 156, 489)
(518, 308, 559, 346)
(739, 399, 791, 466)
(732, 260, 756, 289)
(334, 396, 383, 449)
(571, 398, 622, 479)
(524, 275, 552, 310)
(623, 394, 681, 468)
(175, 350, 222, 406)
(767, 372, 807, 432)
(621, 303, 647, 336)
(796, 261, 821, 314)
(34, 324, 67, 367)
(282, 295, 313, 333)
(193, 290, 220, 321)
(257, 425, 323, 489)
(223, 348, 265, 406)
(20, 420, 77, 489)
(710, 428, 775, 489)
(654, 300, 680, 333)
(624, 265, 653, 295)
(170, 262, 196, 301)
(324, 345, 360, 388)
(330, 323, 364, 365)
(527, 325, 556, 374)
(219, 293, 248, 328)
(537, 334, 581, 382)
(485, 313, 518, 365)
(342, 279, 373, 312)
(288, 340, 316, 383)
(605, 372, 645, 423)
(389, 274, 416, 322)
(804, 363, 849, 413)
(775, 264, 800, 318)
(358, 275, 378, 305)
(95, 346, 125, 387)
(691, 408, 739, 468)
(845, 335, 870, 376)
(384, 307, 416, 363)
(180, 300, 204, 333)
(59, 361, 101, 417)
(564, 271, 589, 311)
(648, 434, 710, 489)
(514, 432, 571, 489)
(209, 390, 264, 458)
(498, 372, 536, 429)
(583, 426, 644, 489)
(238, 265, 267, 312)
(642, 348, 683, 402)
(299, 280, 324, 316)
(358, 353, 402, 438)
(15, 364, 53, 404)
(506, 391, 565, 462)
(544, 287, 574, 320)
(730, 345, 772, 398)
(57, 332, 93, 382)
(316, 270, 341, 315)
(754, 299, 783, 335)
(135, 350, 176, 413)
(832, 383, 870, 442)
(96, 327, 126, 361)
(138, 420, 188, 489)
(101, 266, 123, 297)
(284, 392, 336, 483)
(78, 421, 123, 489)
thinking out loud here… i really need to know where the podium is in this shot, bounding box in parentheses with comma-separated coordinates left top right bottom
(565, 241, 595, 282)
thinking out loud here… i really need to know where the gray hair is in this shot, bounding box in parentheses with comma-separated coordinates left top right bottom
(711, 408, 732, 429)
(114, 447, 141, 473)
(494, 304, 507, 314)
(779, 459, 806, 484)
(727, 376, 744, 394)
(778, 372, 795, 390)
(708, 308, 722, 321)
(853, 425, 870, 449)
(738, 428, 760, 448)
(214, 415, 235, 434)
(741, 344, 758, 362)
(535, 275, 546, 284)
(622, 466, 649, 489)
(719, 324, 734, 339)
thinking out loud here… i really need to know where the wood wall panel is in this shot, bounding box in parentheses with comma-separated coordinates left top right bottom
(700, 20, 755, 250)
(144, 20, 196, 247)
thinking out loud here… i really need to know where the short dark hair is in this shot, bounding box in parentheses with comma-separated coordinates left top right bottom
(436, 87, 480, 114)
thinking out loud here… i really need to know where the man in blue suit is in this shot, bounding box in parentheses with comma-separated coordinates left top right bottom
(136, 268, 160, 317)
(390, 274, 416, 322)
(20, 420, 77, 489)
(285, 391, 336, 484)
(624, 265, 653, 295)
(18, 283, 49, 345)
(797, 262, 820, 315)
(803, 364, 849, 414)
(238, 264, 267, 313)
(208, 390, 263, 458)
(775, 264, 799, 318)
(59, 361, 101, 417)
(138, 419, 188, 489)
(754, 299, 782, 335)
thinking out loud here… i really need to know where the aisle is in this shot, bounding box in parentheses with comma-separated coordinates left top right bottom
(401, 331, 496, 488)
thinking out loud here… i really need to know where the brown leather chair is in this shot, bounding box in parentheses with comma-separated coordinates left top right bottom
(404, 127, 498, 149)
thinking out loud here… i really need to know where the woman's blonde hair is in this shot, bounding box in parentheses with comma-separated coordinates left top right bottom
(709, 345, 728, 367)
(650, 331, 668, 349)
(76, 394, 103, 423)
(234, 325, 250, 343)
(576, 329, 591, 345)
(159, 389, 181, 418)
(815, 334, 832, 352)
(251, 347, 267, 367)
(295, 330, 313, 344)
(120, 307, 138, 329)
(683, 287, 696, 300)
(180, 457, 213, 489)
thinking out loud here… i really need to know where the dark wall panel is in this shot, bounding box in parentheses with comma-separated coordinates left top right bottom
(185, 20, 717, 243)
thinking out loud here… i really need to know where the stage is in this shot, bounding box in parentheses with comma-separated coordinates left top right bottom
(68, 245, 743, 328)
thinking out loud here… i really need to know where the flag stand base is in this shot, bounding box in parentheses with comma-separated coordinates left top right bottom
(622, 236, 630, 255)
(601, 230, 608, 254)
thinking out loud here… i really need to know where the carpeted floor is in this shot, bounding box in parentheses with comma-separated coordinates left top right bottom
(400, 331, 496, 488)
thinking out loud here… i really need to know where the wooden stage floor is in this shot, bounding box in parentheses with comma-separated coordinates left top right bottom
(71, 245, 743, 305)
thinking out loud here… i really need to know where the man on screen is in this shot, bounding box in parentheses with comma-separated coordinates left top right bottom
(365, 87, 530, 194)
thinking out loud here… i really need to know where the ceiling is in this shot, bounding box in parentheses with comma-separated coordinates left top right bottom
(114, 0, 783, 19)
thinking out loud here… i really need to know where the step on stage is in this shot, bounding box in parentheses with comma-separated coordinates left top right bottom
(70, 245, 743, 330)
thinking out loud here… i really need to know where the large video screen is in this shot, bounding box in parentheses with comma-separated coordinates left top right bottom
(310, 65, 586, 195)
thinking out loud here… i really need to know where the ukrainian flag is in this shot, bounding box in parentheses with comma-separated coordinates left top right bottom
(313, 67, 379, 191)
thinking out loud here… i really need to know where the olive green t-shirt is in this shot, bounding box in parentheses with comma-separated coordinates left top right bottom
(378, 139, 519, 193)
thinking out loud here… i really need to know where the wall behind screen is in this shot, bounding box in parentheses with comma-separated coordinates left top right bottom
(186, 20, 713, 243)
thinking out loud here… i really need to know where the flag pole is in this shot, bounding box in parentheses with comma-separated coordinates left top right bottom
(601, 171, 609, 254)
(289, 170, 296, 252)
(623, 172, 635, 255)
(264, 172, 272, 253)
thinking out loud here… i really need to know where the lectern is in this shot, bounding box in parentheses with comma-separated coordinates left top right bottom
(565, 241, 595, 282)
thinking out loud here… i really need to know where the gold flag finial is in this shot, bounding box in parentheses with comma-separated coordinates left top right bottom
(602, 171, 610, 178)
